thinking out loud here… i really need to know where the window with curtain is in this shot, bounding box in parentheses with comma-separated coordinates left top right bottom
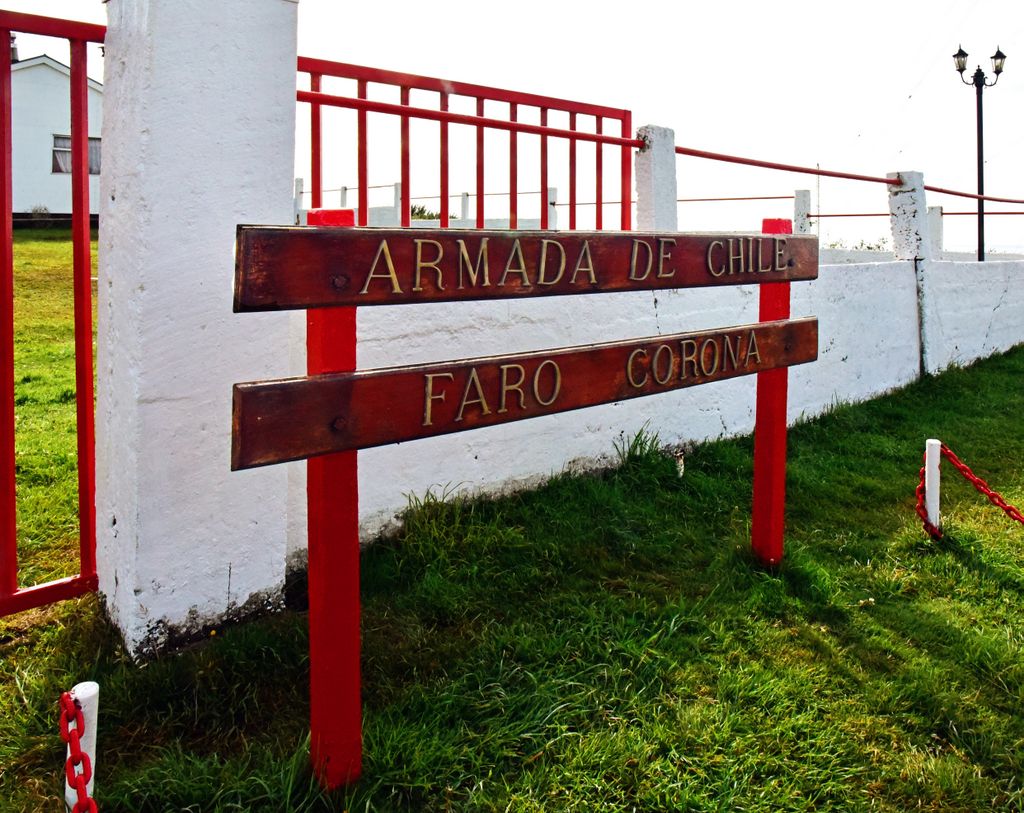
(52, 135, 101, 175)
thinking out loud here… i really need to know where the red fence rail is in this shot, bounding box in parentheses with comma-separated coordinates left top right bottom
(0, 11, 103, 617)
(297, 57, 639, 231)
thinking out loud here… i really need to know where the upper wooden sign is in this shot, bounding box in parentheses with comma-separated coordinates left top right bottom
(234, 227, 818, 311)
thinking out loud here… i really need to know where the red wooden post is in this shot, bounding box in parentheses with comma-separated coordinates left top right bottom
(752, 217, 792, 566)
(305, 208, 361, 787)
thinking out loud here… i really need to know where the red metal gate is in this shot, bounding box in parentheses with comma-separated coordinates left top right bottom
(297, 57, 636, 231)
(0, 11, 104, 617)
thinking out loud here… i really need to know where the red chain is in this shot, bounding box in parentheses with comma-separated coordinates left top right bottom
(916, 444, 1024, 538)
(59, 692, 98, 813)
(915, 453, 943, 539)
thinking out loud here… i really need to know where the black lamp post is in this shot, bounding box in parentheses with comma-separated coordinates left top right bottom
(954, 45, 1006, 261)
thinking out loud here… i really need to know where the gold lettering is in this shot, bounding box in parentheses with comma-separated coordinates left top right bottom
(722, 333, 740, 371)
(532, 360, 561, 407)
(727, 238, 744, 275)
(422, 372, 455, 426)
(412, 239, 445, 292)
(700, 338, 720, 376)
(457, 238, 490, 288)
(652, 344, 674, 385)
(359, 239, 402, 295)
(538, 239, 566, 285)
(774, 237, 787, 272)
(498, 364, 527, 413)
(757, 238, 773, 273)
(570, 241, 598, 284)
(744, 331, 761, 366)
(626, 348, 648, 388)
(656, 238, 676, 278)
(707, 240, 726, 277)
(748, 237, 757, 273)
(499, 239, 531, 287)
(629, 239, 653, 280)
(455, 367, 491, 422)
(680, 339, 699, 378)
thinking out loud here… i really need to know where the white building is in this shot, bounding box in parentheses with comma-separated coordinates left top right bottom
(12, 53, 103, 216)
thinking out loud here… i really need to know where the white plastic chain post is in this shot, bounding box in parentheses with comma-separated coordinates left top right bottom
(925, 438, 942, 531)
(64, 681, 99, 812)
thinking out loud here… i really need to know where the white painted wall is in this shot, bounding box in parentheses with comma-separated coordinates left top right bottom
(11, 57, 102, 215)
(919, 260, 1024, 374)
(92, 14, 1024, 653)
(97, 0, 300, 656)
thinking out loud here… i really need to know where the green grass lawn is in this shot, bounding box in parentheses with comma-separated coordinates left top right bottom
(1, 232, 1023, 811)
(11, 228, 96, 586)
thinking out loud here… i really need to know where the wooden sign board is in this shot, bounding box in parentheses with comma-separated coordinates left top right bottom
(232, 317, 817, 469)
(234, 226, 818, 311)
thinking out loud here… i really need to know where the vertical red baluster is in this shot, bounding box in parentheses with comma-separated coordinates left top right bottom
(305, 208, 361, 788)
(508, 103, 517, 229)
(752, 217, 793, 566)
(357, 79, 368, 227)
(439, 92, 449, 228)
(475, 98, 484, 228)
(310, 73, 322, 210)
(569, 112, 577, 231)
(0, 29, 14, 597)
(539, 108, 548, 229)
(400, 87, 410, 228)
(69, 40, 95, 580)
(620, 111, 632, 231)
(595, 117, 603, 230)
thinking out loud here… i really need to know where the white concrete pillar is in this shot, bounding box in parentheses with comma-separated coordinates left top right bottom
(97, 0, 300, 656)
(293, 177, 303, 225)
(888, 171, 931, 260)
(794, 189, 812, 234)
(547, 186, 558, 230)
(634, 125, 677, 231)
(927, 206, 944, 258)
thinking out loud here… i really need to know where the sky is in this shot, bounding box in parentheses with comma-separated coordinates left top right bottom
(8, 0, 1024, 251)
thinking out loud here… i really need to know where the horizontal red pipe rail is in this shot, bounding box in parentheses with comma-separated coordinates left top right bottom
(0, 10, 105, 41)
(297, 56, 629, 120)
(679, 195, 795, 203)
(295, 90, 643, 149)
(0, 574, 98, 617)
(808, 213, 889, 218)
(943, 211, 1024, 216)
(675, 146, 900, 186)
(924, 185, 1024, 205)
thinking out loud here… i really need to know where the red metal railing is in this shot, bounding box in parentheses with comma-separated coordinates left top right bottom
(297, 58, 639, 231)
(674, 145, 901, 187)
(0, 11, 104, 617)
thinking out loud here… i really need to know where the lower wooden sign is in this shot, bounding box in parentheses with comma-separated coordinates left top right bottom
(232, 317, 817, 470)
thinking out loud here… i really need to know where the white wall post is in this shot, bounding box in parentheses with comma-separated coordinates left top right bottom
(547, 186, 558, 230)
(927, 206, 944, 258)
(794, 189, 812, 234)
(925, 438, 942, 530)
(634, 125, 677, 231)
(887, 171, 932, 261)
(97, 0, 300, 656)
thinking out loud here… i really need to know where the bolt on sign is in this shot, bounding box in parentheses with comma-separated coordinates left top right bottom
(231, 224, 819, 788)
